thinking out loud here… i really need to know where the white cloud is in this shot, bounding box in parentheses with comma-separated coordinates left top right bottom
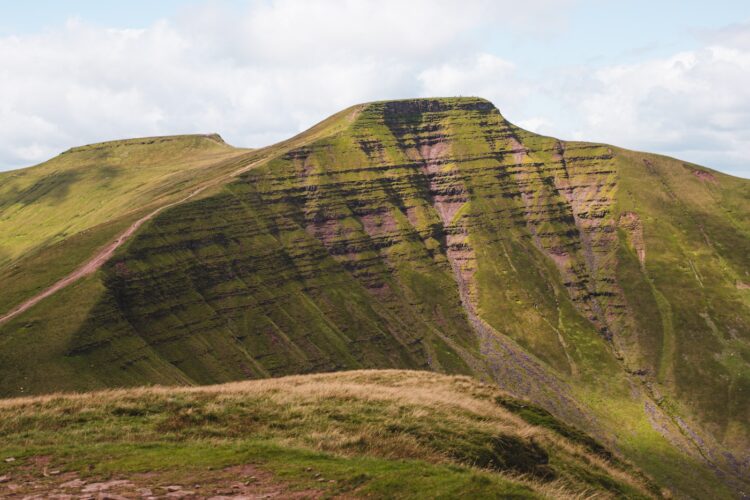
(0, 0, 572, 171)
(419, 54, 520, 95)
(0, 1, 748, 178)
(516, 117, 554, 134)
(553, 38, 750, 177)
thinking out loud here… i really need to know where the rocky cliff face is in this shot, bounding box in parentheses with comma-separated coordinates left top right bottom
(1, 97, 748, 496)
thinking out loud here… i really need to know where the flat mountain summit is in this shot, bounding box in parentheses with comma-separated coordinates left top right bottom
(0, 97, 748, 498)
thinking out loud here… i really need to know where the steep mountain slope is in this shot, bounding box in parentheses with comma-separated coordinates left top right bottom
(0, 97, 748, 497)
(0, 370, 660, 499)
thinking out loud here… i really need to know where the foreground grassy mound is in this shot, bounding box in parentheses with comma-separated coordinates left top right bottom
(0, 370, 658, 499)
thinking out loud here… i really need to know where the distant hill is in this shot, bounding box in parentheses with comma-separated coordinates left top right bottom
(0, 97, 747, 497)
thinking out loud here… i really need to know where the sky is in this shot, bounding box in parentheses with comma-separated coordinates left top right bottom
(0, 0, 748, 177)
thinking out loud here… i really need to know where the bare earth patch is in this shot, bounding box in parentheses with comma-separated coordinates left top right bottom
(619, 211, 646, 265)
(691, 169, 717, 183)
(0, 460, 323, 499)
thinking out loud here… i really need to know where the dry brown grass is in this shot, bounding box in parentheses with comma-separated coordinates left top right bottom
(0, 370, 659, 499)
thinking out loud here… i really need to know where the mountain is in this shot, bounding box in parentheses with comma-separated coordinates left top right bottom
(0, 97, 748, 497)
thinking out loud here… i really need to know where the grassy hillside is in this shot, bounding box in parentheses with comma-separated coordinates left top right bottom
(0, 106, 366, 318)
(0, 134, 253, 314)
(0, 134, 242, 263)
(0, 370, 660, 499)
(0, 97, 747, 497)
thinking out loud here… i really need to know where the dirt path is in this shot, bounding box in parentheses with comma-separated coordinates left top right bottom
(0, 156, 266, 327)
(0, 458, 324, 499)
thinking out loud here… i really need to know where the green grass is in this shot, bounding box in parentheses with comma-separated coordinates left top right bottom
(2, 440, 542, 499)
(0, 134, 248, 264)
(0, 370, 655, 499)
(0, 213, 134, 313)
(0, 97, 747, 497)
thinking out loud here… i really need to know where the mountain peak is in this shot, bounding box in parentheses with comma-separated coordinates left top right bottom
(362, 96, 499, 117)
(62, 133, 228, 155)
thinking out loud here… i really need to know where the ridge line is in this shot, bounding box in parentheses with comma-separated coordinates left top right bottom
(0, 155, 268, 326)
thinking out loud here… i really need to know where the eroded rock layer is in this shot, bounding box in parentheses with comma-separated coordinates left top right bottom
(67, 99, 748, 438)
